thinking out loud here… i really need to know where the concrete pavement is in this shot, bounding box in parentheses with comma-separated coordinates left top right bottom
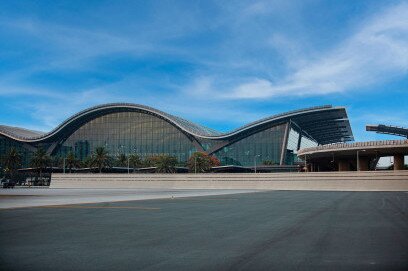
(1, 191, 407, 270)
(0, 188, 257, 209)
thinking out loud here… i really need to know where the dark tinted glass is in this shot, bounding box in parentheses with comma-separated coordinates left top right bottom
(214, 124, 286, 166)
(55, 112, 197, 162)
(0, 136, 33, 168)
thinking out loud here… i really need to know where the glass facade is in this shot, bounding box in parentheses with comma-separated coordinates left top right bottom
(285, 127, 318, 164)
(0, 136, 33, 168)
(286, 128, 300, 165)
(287, 128, 300, 152)
(54, 112, 197, 162)
(300, 135, 318, 149)
(199, 139, 225, 152)
(1, 105, 336, 170)
(213, 124, 286, 166)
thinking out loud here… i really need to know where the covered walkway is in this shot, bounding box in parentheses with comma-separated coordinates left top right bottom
(298, 140, 408, 171)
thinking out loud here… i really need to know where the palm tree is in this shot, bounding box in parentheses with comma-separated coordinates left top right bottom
(31, 148, 50, 183)
(81, 156, 93, 168)
(129, 154, 141, 172)
(143, 156, 155, 167)
(154, 155, 177, 173)
(65, 152, 79, 173)
(91, 147, 110, 173)
(3, 147, 22, 180)
(116, 153, 127, 167)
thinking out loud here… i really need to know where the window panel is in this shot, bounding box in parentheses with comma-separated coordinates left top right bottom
(55, 112, 196, 162)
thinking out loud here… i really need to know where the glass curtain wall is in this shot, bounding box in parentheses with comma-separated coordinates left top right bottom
(0, 136, 33, 168)
(300, 135, 318, 149)
(55, 112, 197, 162)
(286, 128, 300, 164)
(286, 126, 318, 164)
(213, 124, 286, 166)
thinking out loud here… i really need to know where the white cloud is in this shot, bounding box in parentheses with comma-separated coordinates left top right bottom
(0, 19, 154, 70)
(1, 1, 407, 133)
(13, 88, 124, 130)
(226, 2, 408, 99)
(0, 84, 66, 99)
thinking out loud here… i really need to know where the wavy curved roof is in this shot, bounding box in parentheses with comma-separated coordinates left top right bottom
(366, 124, 408, 138)
(0, 125, 44, 139)
(0, 103, 354, 144)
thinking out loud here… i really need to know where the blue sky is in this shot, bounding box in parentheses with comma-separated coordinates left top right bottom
(0, 0, 407, 142)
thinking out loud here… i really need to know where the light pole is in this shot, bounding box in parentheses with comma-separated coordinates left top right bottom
(132, 147, 138, 173)
(127, 157, 130, 174)
(254, 155, 260, 173)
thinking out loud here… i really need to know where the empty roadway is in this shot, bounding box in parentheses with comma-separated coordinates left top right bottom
(1, 191, 407, 270)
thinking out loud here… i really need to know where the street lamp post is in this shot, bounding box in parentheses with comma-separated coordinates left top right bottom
(132, 147, 138, 173)
(254, 155, 260, 173)
(127, 157, 130, 174)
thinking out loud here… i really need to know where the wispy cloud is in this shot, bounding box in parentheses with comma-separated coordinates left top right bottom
(0, 0, 407, 140)
(10, 88, 125, 130)
(0, 84, 66, 98)
(0, 19, 160, 71)
(223, 2, 408, 99)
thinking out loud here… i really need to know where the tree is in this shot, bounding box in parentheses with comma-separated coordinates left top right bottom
(209, 155, 221, 167)
(129, 154, 142, 172)
(91, 147, 110, 173)
(81, 156, 93, 169)
(31, 148, 50, 182)
(153, 154, 178, 173)
(188, 152, 220, 173)
(65, 152, 79, 173)
(142, 156, 155, 167)
(3, 147, 22, 181)
(116, 153, 128, 167)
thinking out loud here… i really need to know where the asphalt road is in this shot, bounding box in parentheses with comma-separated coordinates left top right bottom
(1, 191, 407, 271)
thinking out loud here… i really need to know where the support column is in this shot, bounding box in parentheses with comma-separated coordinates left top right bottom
(338, 160, 350, 171)
(394, 154, 404, 170)
(280, 122, 290, 165)
(358, 157, 369, 171)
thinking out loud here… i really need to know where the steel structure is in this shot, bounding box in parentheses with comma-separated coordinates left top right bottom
(366, 124, 408, 139)
(0, 103, 353, 167)
(297, 139, 408, 171)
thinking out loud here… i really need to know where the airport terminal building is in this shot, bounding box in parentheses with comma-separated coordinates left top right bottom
(0, 103, 353, 168)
